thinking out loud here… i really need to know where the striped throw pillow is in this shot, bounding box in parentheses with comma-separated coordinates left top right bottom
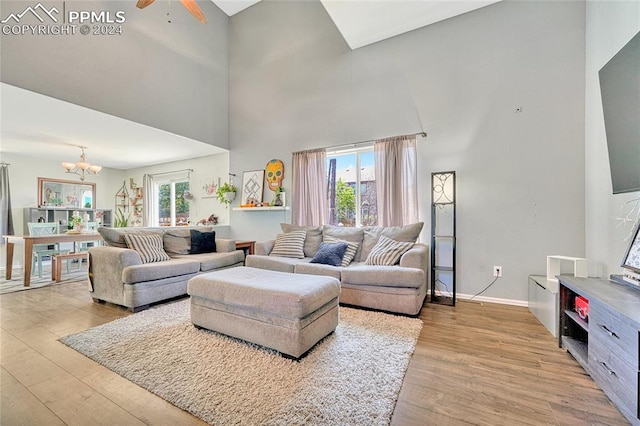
(324, 235, 359, 267)
(270, 230, 306, 259)
(365, 235, 414, 266)
(124, 233, 171, 264)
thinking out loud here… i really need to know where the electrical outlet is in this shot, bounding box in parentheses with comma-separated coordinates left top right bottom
(493, 266, 503, 277)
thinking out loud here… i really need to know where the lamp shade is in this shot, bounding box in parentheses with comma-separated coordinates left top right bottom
(432, 172, 455, 204)
(62, 162, 76, 171)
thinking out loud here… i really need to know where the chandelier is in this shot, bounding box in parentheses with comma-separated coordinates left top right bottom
(61, 146, 102, 181)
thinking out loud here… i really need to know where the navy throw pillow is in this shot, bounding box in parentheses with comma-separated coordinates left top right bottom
(190, 230, 216, 254)
(310, 241, 348, 267)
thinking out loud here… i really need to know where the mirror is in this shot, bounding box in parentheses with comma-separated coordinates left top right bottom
(38, 177, 96, 209)
(622, 221, 640, 274)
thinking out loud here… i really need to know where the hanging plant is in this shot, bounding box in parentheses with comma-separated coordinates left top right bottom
(215, 182, 237, 206)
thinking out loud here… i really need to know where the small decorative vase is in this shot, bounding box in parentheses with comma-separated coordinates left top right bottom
(224, 192, 236, 202)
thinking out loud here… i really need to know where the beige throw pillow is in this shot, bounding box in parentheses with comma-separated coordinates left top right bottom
(365, 235, 414, 266)
(360, 222, 424, 260)
(270, 230, 306, 259)
(280, 223, 323, 257)
(124, 233, 171, 264)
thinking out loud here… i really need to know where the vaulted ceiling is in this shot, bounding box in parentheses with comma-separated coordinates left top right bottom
(214, 0, 499, 49)
(1, 0, 500, 169)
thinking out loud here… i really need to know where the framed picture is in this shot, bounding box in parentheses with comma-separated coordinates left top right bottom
(621, 221, 640, 273)
(241, 170, 265, 204)
(201, 177, 220, 198)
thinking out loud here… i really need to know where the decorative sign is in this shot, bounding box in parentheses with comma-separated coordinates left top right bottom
(242, 170, 265, 205)
(201, 177, 220, 198)
(265, 159, 284, 191)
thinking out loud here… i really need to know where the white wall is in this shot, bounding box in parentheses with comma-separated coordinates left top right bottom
(125, 153, 231, 227)
(229, 0, 586, 302)
(585, 2, 640, 278)
(0, 152, 125, 267)
(0, 0, 229, 148)
(0, 151, 229, 269)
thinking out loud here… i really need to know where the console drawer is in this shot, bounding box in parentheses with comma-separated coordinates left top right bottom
(589, 338, 637, 418)
(590, 300, 638, 369)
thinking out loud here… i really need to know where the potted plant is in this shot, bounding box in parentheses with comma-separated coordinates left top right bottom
(114, 208, 130, 227)
(215, 181, 237, 206)
(272, 187, 285, 206)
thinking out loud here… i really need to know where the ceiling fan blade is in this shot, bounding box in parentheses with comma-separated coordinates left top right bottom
(136, 0, 155, 9)
(179, 0, 207, 24)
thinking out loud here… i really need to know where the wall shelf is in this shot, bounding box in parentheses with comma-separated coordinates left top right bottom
(232, 206, 289, 211)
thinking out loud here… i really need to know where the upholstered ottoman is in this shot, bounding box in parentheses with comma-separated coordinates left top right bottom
(187, 266, 340, 358)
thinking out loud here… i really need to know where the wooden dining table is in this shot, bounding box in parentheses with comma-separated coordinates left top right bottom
(3, 233, 103, 287)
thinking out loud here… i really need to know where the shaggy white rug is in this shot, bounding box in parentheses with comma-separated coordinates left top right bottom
(60, 299, 422, 425)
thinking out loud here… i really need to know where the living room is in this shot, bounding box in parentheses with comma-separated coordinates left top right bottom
(1, 0, 639, 424)
(2, 0, 637, 301)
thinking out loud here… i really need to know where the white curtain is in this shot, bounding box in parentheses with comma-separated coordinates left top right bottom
(374, 136, 419, 226)
(0, 164, 14, 240)
(142, 174, 156, 227)
(292, 149, 327, 226)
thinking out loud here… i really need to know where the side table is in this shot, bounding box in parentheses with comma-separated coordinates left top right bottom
(235, 240, 255, 257)
(528, 274, 559, 337)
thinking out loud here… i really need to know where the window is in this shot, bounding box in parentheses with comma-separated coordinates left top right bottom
(156, 178, 190, 226)
(326, 148, 377, 227)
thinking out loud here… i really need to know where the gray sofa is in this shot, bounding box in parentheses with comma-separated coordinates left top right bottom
(245, 223, 428, 315)
(89, 226, 244, 312)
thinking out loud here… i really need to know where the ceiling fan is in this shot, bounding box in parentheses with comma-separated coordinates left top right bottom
(136, 0, 207, 24)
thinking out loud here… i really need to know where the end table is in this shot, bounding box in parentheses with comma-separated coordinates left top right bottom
(235, 240, 255, 257)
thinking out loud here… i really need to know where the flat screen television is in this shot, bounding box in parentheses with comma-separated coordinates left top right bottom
(599, 30, 640, 194)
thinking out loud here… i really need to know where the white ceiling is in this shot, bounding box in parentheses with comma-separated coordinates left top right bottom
(212, 0, 501, 49)
(0, 83, 226, 170)
(319, 0, 500, 49)
(1, 1, 500, 170)
(212, 0, 261, 16)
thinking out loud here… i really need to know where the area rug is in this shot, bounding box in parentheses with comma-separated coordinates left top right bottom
(0, 265, 87, 294)
(60, 299, 423, 425)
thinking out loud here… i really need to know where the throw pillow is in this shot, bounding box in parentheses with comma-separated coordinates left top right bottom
(310, 241, 348, 267)
(280, 224, 323, 257)
(163, 228, 191, 254)
(360, 222, 424, 260)
(322, 225, 365, 261)
(190, 229, 216, 254)
(323, 235, 359, 267)
(270, 230, 306, 259)
(123, 233, 171, 264)
(365, 235, 414, 266)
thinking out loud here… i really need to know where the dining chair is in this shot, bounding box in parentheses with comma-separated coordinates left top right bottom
(27, 222, 70, 278)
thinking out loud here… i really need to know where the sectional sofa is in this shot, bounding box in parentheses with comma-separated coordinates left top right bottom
(245, 223, 428, 315)
(88, 226, 244, 312)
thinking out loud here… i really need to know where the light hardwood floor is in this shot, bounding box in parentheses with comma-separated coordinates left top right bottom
(0, 280, 629, 425)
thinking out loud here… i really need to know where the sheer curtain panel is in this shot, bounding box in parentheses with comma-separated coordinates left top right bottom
(292, 149, 328, 226)
(142, 174, 156, 227)
(0, 164, 14, 240)
(374, 136, 419, 226)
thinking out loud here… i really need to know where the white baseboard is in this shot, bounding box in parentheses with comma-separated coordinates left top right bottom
(456, 293, 528, 307)
(427, 291, 528, 307)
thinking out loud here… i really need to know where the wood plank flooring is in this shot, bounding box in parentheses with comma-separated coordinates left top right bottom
(0, 281, 629, 425)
